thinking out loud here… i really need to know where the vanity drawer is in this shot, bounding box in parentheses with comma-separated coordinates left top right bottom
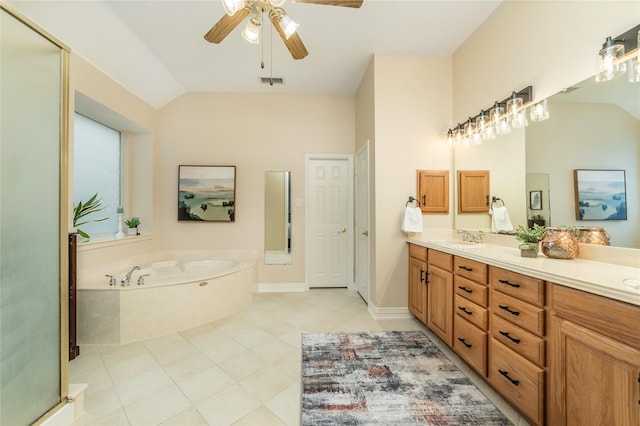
(455, 294, 488, 330)
(490, 339, 544, 425)
(491, 290, 545, 337)
(454, 257, 487, 284)
(409, 244, 427, 261)
(455, 275, 488, 307)
(492, 314, 545, 367)
(454, 315, 487, 376)
(491, 267, 545, 307)
(428, 249, 452, 271)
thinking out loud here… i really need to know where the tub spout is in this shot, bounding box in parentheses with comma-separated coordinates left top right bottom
(121, 266, 141, 286)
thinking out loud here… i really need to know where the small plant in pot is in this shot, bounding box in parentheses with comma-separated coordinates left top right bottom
(124, 217, 140, 236)
(515, 224, 546, 258)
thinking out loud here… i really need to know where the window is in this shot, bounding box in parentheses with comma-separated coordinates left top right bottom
(73, 113, 121, 236)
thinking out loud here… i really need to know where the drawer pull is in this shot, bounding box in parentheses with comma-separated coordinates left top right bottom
(420, 269, 426, 284)
(457, 286, 473, 294)
(499, 330, 521, 344)
(498, 369, 520, 386)
(458, 306, 473, 316)
(499, 305, 520, 316)
(498, 279, 520, 288)
(458, 265, 473, 272)
(457, 337, 472, 349)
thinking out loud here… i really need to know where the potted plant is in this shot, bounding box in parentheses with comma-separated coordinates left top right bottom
(515, 223, 546, 257)
(73, 193, 108, 240)
(124, 217, 140, 236)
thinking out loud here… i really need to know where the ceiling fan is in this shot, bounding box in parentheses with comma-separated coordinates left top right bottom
(204, 0, 364, 60)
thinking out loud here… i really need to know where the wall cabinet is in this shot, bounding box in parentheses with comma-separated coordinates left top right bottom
(417, 170, 449, 213)
(549, 284, 640, 426)
(457, 170, 490, 213)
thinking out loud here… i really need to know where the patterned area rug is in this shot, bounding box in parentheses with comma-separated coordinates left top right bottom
(301, 330, 512, 425)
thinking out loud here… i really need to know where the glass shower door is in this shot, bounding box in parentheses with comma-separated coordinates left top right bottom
(1, 6, 67, 425)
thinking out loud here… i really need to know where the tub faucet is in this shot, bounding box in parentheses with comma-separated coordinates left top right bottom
(121, 266, 141, 286)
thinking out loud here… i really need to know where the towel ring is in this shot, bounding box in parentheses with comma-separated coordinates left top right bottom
(406, 196, 420, 207)
(491, 196, 504, 212)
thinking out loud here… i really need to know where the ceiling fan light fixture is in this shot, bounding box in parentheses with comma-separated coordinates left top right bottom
(242, 17, 261, 44)
(222, 0, 245, 16)
(279, 14, 299, 39)
(270, 0, 287, 6)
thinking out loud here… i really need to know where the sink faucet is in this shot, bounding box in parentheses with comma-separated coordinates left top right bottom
(458, 230, 483, 244)
(121, 266, 141, 286)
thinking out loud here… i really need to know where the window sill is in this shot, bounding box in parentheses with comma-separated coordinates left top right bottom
(76, 233, 154, 252)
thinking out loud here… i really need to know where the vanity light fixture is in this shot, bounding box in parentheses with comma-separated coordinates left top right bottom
(595, 36, 626, 82)
(530, 98, 549, 122)
(594, 24, 640, 83)
(447, 86, 536, 147)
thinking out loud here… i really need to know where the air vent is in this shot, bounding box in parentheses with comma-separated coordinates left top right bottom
(560, 86, 579, 93)
(260, 77, 284, 85)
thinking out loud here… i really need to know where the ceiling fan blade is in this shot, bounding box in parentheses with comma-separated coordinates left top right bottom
(203, 7, 250, 43)
(270, 14, 309, 60)
(293, 0, 363, 7)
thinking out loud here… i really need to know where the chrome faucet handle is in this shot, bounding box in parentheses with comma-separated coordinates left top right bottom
(137, 274, 150, 286)
(105, 274, 117, 286)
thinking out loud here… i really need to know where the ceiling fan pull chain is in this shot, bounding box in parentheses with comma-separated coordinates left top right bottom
(260, 11, 265, 69)
(270, 17, 274, 86)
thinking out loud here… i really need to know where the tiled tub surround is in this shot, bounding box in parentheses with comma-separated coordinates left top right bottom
(77, 250, 258, 344)
(408, 230, 640, 307)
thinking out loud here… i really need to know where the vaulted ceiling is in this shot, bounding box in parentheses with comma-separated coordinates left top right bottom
(8, 0, 504, 108)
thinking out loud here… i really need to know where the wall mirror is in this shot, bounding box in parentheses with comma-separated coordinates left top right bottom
(264, 171, 292, 264)
(455, 74, 639, 248)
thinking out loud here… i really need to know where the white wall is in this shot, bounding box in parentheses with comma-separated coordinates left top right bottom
(156, 92, 355, 285)
(370, 55, 453, 308)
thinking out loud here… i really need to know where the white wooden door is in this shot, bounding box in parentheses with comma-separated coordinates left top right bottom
(355, 142, 370, 301)
(306, 155, 353, 288)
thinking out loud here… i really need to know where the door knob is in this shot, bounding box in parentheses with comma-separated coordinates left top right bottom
(338, 228, 346, 233)
(362, 230, 369, 236)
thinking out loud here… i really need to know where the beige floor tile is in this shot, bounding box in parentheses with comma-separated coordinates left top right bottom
(159, 406, 208, 425)
(105, 352, 161, 384)
(199, 337, 248, 364)
(70, 366, 113, 397)
(72, 407, 130, 426)
(144, 333, 199, 366)
(265, 382, 301, 425)
(69, 352, 105, 381)
(251, 336, 297, 364)
(162, 351, 214, 382)
(196, 385, 261, 426)
(100, 342, 149, 365)
(113, 367, 174, 406)
(177, 365, 236, 404)
(76, 386, 124, 423)
(217, 350, 267, 381)
(233, 406, 287, 426)
(238, 365, 296, 401)
(272, 350, 302, 380)
(124, 385, 191, 426)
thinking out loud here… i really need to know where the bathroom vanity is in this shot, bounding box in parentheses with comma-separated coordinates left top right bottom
(408, 234, 640, 425)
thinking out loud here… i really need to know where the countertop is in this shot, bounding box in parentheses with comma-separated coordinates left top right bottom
(408, 231, 640, 307)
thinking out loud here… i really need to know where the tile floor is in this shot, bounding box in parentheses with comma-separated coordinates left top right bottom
(70, 289, 530, 425)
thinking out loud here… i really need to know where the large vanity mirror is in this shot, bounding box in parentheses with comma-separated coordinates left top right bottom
(455, 74, 640, 248)
(264, 171, 292, 264)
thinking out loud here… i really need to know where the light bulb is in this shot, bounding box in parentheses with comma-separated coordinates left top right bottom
(242, 17, 261, 44)
(279, 14, 299, 39)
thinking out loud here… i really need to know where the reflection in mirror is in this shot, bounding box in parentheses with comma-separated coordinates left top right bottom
(525, 173, 550, 228)
(265, 171, 292, 264)
(525, 75, 639, 248)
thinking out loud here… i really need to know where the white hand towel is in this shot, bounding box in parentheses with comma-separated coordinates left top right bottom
(401, 207, 423, 233)
(491, 206, 514, 233)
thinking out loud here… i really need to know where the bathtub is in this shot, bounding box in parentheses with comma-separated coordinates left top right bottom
(77, 250, 258, 344)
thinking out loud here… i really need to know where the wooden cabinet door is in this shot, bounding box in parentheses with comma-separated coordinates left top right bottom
(408, 257, 427, 324)
(427, 264, 453, 347)
(457, 170, 490, 213)
(417, 170, 449, 213)
(549, 316, 640, 426)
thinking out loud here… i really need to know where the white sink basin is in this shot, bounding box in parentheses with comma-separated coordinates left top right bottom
(434, 240, 485, 249)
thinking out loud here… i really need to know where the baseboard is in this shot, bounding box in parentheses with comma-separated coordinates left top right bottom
(367, 304, 413, 320)
(257, 282, 309, 293)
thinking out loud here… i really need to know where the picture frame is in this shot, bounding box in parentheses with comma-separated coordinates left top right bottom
(529, 190, 542, 210)
(573, 169, 627, 221)
(178, 165, 236, 222)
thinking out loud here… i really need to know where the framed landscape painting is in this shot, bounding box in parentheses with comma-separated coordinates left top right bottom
(178, 165, 236, 222)
(573, 169, 626, 221)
